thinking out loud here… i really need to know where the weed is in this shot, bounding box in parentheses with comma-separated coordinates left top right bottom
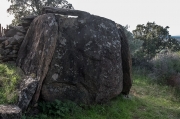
(39, 100, 81, 117)
(150, 51, 180, 85)
(1, 62, 180, 119)
(22, 67, 180, 119)
(0, 62, 23, 104)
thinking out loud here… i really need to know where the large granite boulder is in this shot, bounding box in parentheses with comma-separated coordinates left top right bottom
(41, 7, 131, 104)
(16, 7, 132, 107)
(41, 16, 123, 104)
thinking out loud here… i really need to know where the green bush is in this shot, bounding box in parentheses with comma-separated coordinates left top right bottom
(39, 100, 82, 117)
(150, 51, 180, 84)
(123, 25, 144, 58)
(22, 100, 82, 119)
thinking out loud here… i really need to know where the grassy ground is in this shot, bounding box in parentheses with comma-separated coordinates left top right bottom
(129, 70, 180, 119)
(24, 68, 180, 119)
(0, 62, 22, 104)
(0, 62, 179, 119)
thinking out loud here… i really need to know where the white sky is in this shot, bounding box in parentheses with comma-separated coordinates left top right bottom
(0, 1, 13, 28)
(0, 0, 180, 35)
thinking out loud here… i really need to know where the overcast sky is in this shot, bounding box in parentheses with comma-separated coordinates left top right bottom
(0, 0, 180, 35)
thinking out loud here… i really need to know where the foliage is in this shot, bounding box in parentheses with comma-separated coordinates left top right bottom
(123, 25, 144, 56)
(38, 100, 81, 117)
(132, 22, 180, 60)
(7, 0, 74, 25)
(22, 100, 82, 119)
(123, 25, 150, 67)
(21, 114, 48, 119)
(150, 51, 180, 85)
(0, 62, 22, 104)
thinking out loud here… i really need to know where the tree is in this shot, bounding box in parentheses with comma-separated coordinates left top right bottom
(132, 22, 180, 59)
(123, 25, 143, 57)
(7, 0, 74, 25)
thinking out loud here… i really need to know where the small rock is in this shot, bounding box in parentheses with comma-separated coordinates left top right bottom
(0, 44, 4, 49)
(4, 29, 17, 37)
(0, 37, 7, 43)
(16, 32, 25, 36)
(21, 15, 37, 21)
(21, 21, 32, 28)
(3, 49, 10, 55)
(13, 45, 19, 50)
(14, 34, 24, 43)
(13, 26, 26, 33)
(7, 37, 16, 45)
(4, 40, 9, 46)
(122, 94, 131, 100)
(5, 45, 13, 49)
(18, 76, 38, 112)
(0, 105, 22, 119)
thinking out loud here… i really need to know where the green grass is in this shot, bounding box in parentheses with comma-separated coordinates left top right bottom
(130, 70, 180, 119)
(0, 62, 23, 104)
(23, 68, 180, 119)
(0, 62, 179, 119)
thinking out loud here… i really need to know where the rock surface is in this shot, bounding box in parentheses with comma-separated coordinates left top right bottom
(0, 7, 132, 112)
(16, 13, 58, 106)
(40, 7, 131, 104)
(17, 76, 38, 112)
(0, 105, 21, 119)
(117, 24, 132, 95)
(0, 26, 26, 62)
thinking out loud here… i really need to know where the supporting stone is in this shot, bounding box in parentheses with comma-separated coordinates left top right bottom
(16, 13, 58, 107)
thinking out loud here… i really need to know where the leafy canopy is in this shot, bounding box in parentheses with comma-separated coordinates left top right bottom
(7, 0, 74, 25)
(132, 22, 180, 59)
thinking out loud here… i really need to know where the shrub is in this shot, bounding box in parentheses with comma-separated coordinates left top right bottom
(0, 62, 23, 104)
(150, 51, 180, 85)
(38, 100, 82, 118)
(123, 25, 144, 58)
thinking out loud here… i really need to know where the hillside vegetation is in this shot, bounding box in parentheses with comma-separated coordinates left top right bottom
(1, 60, 180, 119)
(0, 62, 22, 104)
(20, 67, 180, 119)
